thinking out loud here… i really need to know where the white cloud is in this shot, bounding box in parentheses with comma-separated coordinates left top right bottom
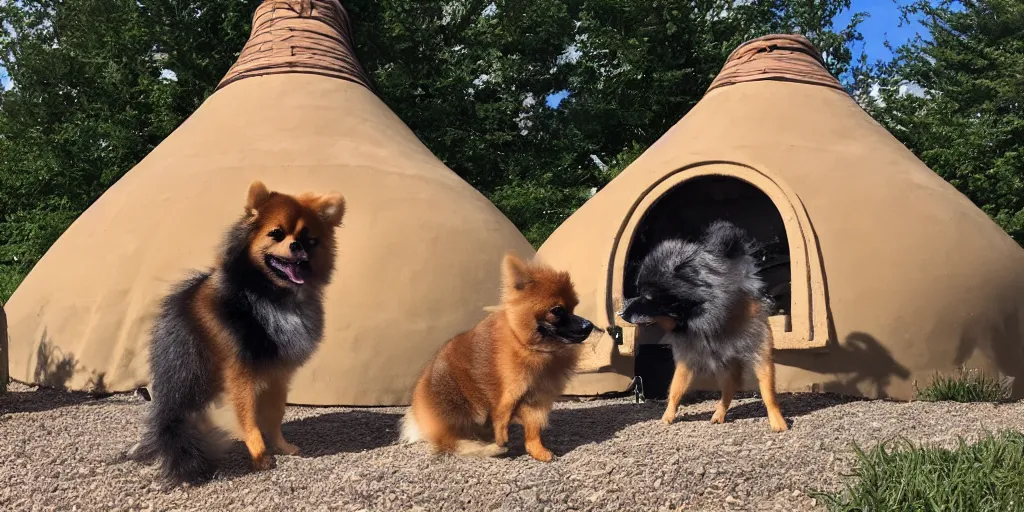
(159, 69, 177, 82)
(472, 73, 490, 87)
(556, 44, 581, 66)
(899, 82, 926, 98)
(516, 93, 536, 135)
(859, 80, 928, 108)
(482, 2, 497, 17)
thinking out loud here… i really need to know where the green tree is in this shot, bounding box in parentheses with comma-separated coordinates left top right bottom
(0, 0, 861, 300)
(346, 0, 863, 246)
(855, 0, 1024, 243)
(0, 0, 172, 299)
(0, 0, 257, 300)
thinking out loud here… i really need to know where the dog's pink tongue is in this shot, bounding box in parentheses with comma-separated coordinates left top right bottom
(282, 263, 305, 284)
(271, 258, 305, 284)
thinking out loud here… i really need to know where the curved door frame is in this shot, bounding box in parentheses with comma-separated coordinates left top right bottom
(606, 161, 830, 352)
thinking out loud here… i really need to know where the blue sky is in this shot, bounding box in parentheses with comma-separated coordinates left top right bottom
(835, 0, 930, 65)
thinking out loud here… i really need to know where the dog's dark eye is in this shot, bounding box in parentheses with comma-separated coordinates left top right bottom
(550, 306, 566, 318)
(268, 228, 285, 242)
(306, 237, 318, 247)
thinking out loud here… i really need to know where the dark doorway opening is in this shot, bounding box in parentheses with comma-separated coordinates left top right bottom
(624, 176, 791, 399)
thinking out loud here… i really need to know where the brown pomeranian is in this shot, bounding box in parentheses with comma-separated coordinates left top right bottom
(401, 254, 595, 461)
(128, 180, 345, 485)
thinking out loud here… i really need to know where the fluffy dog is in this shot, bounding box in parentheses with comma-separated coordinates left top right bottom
(129, 180, 345, 485)
(401, 253, 595, 461)
(619, 220, 787, 431)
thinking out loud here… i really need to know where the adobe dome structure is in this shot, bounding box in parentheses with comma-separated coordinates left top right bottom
(540, 34, 1024, 400)
(4, 0, 533, 406)
(1, 301, 7, 394)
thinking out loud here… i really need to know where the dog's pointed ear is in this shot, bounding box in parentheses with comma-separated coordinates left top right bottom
(501, 252, 533, 296)
(316, 193, 346, 227)
(246, 180, 272, 215)
(702, 220, 747, 259)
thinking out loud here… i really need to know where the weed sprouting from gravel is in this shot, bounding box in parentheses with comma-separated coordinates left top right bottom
(915, 366, 1012, 403)
(814, 431, 1024, 511)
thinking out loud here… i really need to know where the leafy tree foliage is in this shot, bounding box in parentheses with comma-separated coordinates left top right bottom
(0, 0, 859, 300)
(855, 0, 1024, 243)
(0, 0, 258, 299)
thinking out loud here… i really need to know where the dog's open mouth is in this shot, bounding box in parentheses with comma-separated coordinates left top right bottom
(618, 309, 655, 326)
(265, 255, 309, 285)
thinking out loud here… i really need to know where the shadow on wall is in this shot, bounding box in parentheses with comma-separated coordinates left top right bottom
(955, 307, 1024, 398)
(775, 331, 911, 398)
(32, 331, 108, 394)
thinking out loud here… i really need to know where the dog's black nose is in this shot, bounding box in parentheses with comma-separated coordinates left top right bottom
(580, 319, 593, 330)
(289, 241, 302, 252)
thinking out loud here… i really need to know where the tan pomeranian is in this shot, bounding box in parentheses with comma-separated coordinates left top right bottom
(401, 253, 595, 461)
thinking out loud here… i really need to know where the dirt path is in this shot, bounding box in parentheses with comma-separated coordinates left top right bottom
(2, 382, 1022, 511)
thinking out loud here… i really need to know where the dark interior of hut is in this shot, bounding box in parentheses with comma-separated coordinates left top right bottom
(623, 175, 792, 398)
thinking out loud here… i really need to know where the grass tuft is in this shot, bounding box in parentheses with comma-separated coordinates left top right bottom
(815, 431, 1024, 512)
(915, 366, 1012, 403)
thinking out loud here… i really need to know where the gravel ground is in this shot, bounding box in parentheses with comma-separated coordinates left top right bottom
(2, 381, 1023, 512)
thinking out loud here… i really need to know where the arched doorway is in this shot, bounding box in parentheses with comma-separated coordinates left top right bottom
(622, 176, 791, 397)
(623, 175, 792, 316)
(607, 162, 831, 397)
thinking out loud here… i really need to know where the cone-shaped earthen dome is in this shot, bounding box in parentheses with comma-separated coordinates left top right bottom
(5, 0, 533, 405)
(541, 34, 1024, 400)
(1, 302, 7, 394)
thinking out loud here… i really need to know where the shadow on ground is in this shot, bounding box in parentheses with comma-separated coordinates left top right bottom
(210, 409, 404, 481)
(0, 385, 111, 415)
(542, 392, 861, 456)
(282, 410, 403, 457)
(674, 391, 863, 426)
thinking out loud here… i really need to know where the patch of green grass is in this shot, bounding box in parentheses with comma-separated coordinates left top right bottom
(815, 431, 1024, 512)
(915, 366, 1012, 403)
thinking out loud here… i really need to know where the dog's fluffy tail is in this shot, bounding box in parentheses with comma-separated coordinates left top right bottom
(400, 409, 422, 444)
(454, 440, 508, 458)
(128, 410, 219, 485)
(401, 410, 505, 457)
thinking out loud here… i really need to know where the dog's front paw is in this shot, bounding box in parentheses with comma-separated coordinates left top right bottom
(710, 410, 727, 424)
(527, 445, 554, 462)
(661, 412, 677, 425)
(251, 453, 274, 471)
(768, 417, 789, 432)
(494, 433, 509, 448)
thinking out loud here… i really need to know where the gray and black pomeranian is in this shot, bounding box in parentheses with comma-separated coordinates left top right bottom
(619, 220, 787, 431)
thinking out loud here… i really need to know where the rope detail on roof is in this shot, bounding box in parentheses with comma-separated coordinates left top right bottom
(217, 0, 372, 92)
(707, 34, 846, 94)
